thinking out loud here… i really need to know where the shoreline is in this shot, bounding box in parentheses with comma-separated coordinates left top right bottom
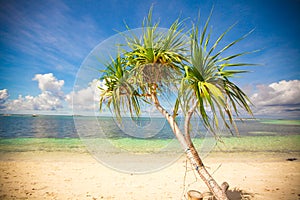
(0, 149, 299, 199)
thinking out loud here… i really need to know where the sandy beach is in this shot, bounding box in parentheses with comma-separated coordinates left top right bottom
(0, 150, 299, 200)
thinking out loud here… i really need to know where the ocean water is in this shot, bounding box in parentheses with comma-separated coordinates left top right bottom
(0, 115, 299, 139)
(0, 115, 76, 138)
(0, 115, 300, 153)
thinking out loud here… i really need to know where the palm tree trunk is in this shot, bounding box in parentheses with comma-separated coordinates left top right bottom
(151, 93, 229, 200)
(185, 145, 228, 200)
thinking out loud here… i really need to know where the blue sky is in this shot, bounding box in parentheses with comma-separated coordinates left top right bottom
(0, 0, 299, 118)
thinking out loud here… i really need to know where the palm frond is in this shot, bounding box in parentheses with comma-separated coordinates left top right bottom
(121, 7, 189, 96)
(180, 11, 255, 136)
(99, 55, 141, 120)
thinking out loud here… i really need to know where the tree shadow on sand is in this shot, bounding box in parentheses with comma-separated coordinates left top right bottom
(203, 188, 254, 200)
(188, 187, 254, 200)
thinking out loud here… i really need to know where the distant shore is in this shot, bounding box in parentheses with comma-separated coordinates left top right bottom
(0, 136, 299, 199)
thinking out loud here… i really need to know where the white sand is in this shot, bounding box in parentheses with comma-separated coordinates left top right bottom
(0, 151, 299, 199)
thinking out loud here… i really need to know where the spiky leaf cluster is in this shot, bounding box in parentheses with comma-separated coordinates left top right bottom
(99, 7, 255, 136)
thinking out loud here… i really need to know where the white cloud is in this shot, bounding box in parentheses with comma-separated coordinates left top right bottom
(251, 80, 300, 106)
(3, 73, 65, 112)
(0, 89, 9, 109)
(65, 79, 104, 112)
(6, 92, 63, 111)
(250, 80, 300, 118)
(1, 74, 106, 114)
(33, 73, 64, 97)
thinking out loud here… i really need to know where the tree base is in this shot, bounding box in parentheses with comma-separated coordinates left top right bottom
(187, 190, 203, 200)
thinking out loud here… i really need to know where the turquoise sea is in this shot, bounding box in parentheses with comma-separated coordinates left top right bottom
(0, 115, 299, 153)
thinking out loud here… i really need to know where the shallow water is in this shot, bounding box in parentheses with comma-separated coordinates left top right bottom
(0, 115, 299, 154)
(0, 135, 299, 154)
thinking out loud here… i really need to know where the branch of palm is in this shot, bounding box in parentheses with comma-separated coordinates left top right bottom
(179, 11, 255, 137)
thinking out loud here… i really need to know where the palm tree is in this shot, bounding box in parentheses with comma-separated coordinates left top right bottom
(99, 7, 254, 200)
